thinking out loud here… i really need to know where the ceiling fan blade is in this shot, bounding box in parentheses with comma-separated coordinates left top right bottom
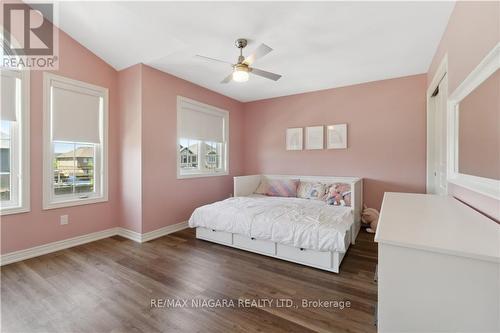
(221, 73, 233, 84)
(249, 67, 282, 81)
(195, 55, 233, 65)
(243, 43, 273, 65)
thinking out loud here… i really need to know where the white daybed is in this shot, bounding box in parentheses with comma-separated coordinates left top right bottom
(189, 175, 363, 273)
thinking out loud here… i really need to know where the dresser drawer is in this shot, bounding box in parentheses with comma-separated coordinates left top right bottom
(276, 244, 332, 269)
(233, 234, 276, 255)
(196, 228, 233, 245)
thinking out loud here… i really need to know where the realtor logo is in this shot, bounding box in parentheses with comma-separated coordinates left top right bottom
(2, 2, 58, 69)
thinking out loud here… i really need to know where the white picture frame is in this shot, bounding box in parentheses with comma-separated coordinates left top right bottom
(305, 126, 324, 150)
(286, 127, 303, 151)
(327, 124, 348, 149)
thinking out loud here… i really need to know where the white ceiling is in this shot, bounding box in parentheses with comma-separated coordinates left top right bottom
(57, 1, 455, 102)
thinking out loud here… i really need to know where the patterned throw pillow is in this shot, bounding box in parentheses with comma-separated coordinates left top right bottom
(297, 181, 327, 200)
(325, 183, 352, 206)
(265, 179, 299, 197)
(254, 180, 268, 194)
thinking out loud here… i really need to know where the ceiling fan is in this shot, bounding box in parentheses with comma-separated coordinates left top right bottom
(195, 38, 282, 83)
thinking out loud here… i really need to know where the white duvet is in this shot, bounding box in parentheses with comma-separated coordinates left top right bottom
(188, 195, 353, 252)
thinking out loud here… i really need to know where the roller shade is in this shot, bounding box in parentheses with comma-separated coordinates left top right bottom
(179, 104, 225, 142)
(51, 84, 101, 143)
(1, 73, 19, 122)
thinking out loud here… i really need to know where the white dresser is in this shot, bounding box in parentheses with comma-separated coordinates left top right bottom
(375, 193, 500, 332)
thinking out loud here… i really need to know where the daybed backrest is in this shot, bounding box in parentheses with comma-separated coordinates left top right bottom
(233, 174, 363, 224)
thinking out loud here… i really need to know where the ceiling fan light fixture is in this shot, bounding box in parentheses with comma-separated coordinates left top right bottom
(232, 64, 249, 82)
(198, 39, 280, 84)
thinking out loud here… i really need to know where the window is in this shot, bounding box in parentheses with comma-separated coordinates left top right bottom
(43, 73, 108, 209)
(177, 96, 229, 178)
(0, 68, 30, 215)
(53, 142, 95, 196)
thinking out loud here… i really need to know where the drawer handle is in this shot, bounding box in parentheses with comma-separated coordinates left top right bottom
(300, 248, 305, 251)
(251, 237, 255, 240)
(211, 229, 216, 232)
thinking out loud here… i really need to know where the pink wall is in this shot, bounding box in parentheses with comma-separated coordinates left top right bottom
(140, 65, 244, 233)
(428, 1, 499, 94)
(427, 1, 500, 221)
(1, 30, 120, 253)
(242, 74, 427, 210)
(117, 64, 143, 233)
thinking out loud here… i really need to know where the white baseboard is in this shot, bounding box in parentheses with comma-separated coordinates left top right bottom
(116, 227, 142, 243)
(1, 221, 189, 266)
(0, 227, 119, 266)
(141, 221, 189, 242)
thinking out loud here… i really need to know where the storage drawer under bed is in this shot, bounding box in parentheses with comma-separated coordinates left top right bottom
(196, 227, 233, 245)
(276, 244, 332, 269)
(233, 234, 276, 255)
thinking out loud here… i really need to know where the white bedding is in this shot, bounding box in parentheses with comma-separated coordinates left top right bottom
(188, 196, 353, 252)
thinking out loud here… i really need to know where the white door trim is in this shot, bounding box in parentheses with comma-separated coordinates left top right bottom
(426, 55, 448, 194)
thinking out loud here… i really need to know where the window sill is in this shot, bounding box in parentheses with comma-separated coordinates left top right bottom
(0, 205, 30, 216)
(43, 195, 108, 210)
(177, 171, 229, 179)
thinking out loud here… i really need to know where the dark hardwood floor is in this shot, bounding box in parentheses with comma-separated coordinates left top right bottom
(1, 228, 378, 333)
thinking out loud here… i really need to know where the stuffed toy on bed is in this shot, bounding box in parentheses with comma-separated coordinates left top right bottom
(324, 183, 351, 206)
(361, 205, 379, 233)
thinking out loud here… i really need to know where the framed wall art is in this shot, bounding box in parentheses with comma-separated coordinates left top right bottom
(327, 124, 347, 149)
(305, 126, 324, 150)
(286, 127, 303, 150)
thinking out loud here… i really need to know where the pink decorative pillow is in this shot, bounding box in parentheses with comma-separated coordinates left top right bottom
(266, 179, 299, 197)
(325, 183, 352, 206)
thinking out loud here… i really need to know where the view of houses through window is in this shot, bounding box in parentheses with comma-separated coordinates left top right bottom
(179, 138, 222, 172)
(1, 68, 29, 213)
(53, 142, 95, 196)
(0, 121, 12, 201)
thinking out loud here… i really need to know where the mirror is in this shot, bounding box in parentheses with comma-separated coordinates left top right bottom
(448, 44, 500, 199)
(458, 69, 499, 180)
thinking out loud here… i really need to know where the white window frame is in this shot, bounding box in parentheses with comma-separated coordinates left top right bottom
(0, 68, 30, 216)
(177, 96, 229, 179)
(43, 73, 108, 209)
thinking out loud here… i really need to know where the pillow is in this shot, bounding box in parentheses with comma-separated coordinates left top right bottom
(265, 179, 299, 197)
(297, 181, 327, 200)
(254, 180, 268, 194)
(324, 183, 352, 206)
